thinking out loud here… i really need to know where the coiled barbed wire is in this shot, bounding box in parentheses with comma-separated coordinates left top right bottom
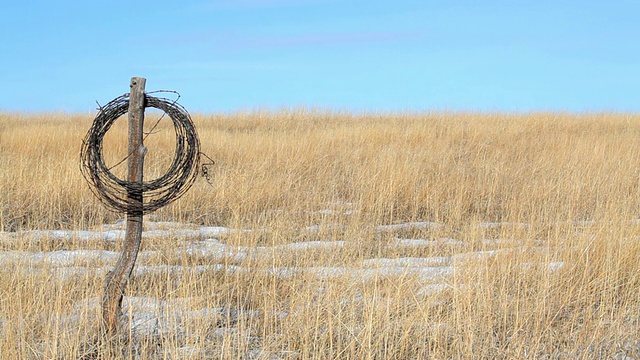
(80, 91, 201, 214)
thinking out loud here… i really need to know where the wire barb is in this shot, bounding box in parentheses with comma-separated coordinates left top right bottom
(200, 152, 216, 185)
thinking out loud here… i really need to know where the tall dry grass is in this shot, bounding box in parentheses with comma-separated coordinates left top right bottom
(1, 110, 640, 358)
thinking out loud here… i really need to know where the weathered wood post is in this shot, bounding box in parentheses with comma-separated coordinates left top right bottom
(81, 76, 202, 337)
(101, 77, 147, 333)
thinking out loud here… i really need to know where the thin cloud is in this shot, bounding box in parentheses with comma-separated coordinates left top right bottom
(146, 60, 295, 72)
(153, 30, 423, 51)
(206, 0, 333, 11)
(239, 31, 421, 49)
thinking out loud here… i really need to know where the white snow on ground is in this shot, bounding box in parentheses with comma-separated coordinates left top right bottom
(0, 249, 120, 267)
(185, 239, 250, 262)
(362, 257, 451, 268)
(312, 209, 359, 215)
(2, 217, 569, 359)
(277, 240, 346, 251)
(374, 221, 442, 231)
(303, 223, 345, 232)
(478, 222, 529, 229)
(392, 238, 466, 247)
(547, 261, 565, 271)
(452, 249, 503, 263)
(69, 295, 266, 337)
(0, 229, 127, 242)
(481, 238, 523, 247)
(0, 221, 561, 283)
(301, 265, 454, 282)
(0, 223, 235, 244)
(185, 239, 347, 263)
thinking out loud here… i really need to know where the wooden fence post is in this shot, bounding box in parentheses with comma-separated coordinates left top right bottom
(101, 77, 147, 334)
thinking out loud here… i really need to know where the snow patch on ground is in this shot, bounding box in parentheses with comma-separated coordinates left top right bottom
(362, 257, 451, 268)
(392, 238, 466, 247)
(374, 221, 442, 231)
(478, 222, 529, 229)
(0, 249, 119, 267)
(3, 218, 573, 357)
(0, 222, 235, 244)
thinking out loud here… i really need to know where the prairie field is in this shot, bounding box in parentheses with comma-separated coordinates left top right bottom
(2, 110, 640, 359)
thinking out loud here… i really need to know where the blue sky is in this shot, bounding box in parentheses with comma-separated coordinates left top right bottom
(1, 0, 639, 113)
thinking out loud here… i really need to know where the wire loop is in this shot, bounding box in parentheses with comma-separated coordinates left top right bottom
(80, 92, 201, 213)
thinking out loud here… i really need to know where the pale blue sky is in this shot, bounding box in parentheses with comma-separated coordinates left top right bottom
(1, 1, 638, 113)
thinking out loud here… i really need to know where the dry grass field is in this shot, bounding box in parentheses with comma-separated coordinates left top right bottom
(2, 110, 640, 358)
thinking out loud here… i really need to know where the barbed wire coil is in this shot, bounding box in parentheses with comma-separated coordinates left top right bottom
(80, 92, 201, 214)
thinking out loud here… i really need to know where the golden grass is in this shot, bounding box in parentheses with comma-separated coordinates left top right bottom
(1, 110, 640, 358)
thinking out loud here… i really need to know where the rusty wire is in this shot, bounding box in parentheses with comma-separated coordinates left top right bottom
(80, 91, 202, 213)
